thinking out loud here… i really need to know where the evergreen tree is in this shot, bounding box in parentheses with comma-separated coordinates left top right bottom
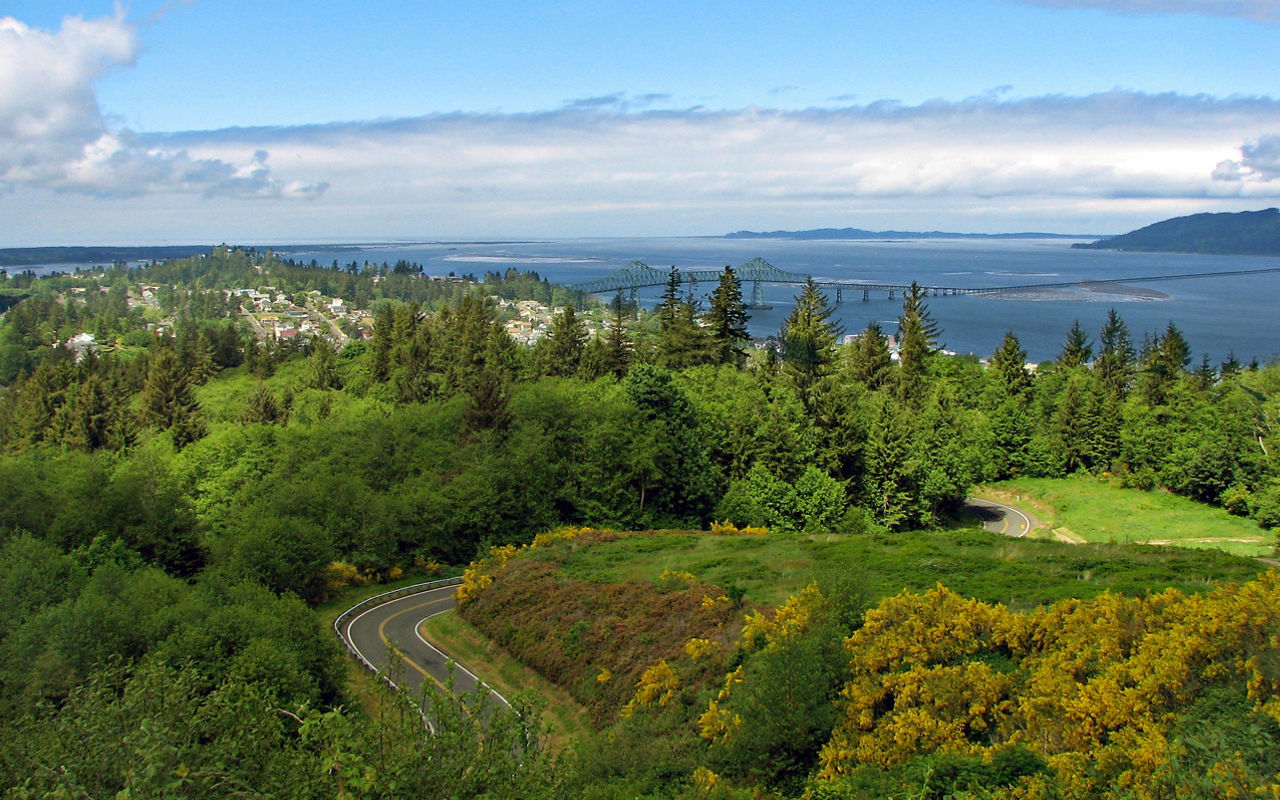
(656, 270, 712, 370)
(139, 349, 206, 449)
(307, 342, 341, 390)
(780, 278, 842, 401)
(369, 303, 394, 382)
(1055, 371, 1100, 472)
(602, 294, 633, 379)
(1137, 321, 1192, 405)
(990, 331, 1031, 397)
(539, 304, 587, 377)
(1193, 353, 1217, 391)
(1158, 321, 1192, 373)
(1220, 350, 1243, 380)
(861, 396, 915, 530)
(704, 266, 750, 367)
(1095, 307, 1135, 397)
(845, 321, 894, 391)
(461, 367, 511, 436)
(896, 281, 940, 404)
(657, 266, 683, 329)
(1059, 319, 1094, 368)
(240, 382, 289, 425)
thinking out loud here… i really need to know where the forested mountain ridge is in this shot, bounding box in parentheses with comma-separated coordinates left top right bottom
(0, 247, 1278, 798)
(1073, 207, 1280, 255)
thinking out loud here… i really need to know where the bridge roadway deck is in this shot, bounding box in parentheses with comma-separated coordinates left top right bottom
(571, 263, 1280, 298)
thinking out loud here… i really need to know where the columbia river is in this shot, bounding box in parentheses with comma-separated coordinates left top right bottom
(283, 237, 1280, 364)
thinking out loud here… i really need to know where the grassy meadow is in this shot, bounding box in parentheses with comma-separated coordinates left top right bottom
(976, 476, 1277, 557)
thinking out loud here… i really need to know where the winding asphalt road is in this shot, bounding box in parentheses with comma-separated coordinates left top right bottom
(337, 499, 1039, 710)
(964, 497, 1038, 537)
(336, 582, 508, 708)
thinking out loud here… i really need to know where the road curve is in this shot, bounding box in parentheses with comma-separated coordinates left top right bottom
(336, 582, 508, 708)
(965, 497, 1036, 538)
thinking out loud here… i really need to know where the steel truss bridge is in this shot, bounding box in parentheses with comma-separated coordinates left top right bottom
(570, 259, 1280, 304)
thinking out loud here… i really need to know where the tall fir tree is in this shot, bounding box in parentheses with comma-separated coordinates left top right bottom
(1059, 319, 1094, 368)
(1095, 307, 1135, 397)
(780, 278, 842, 401)
(846, 321, 894, 391)
(990, 331, 1031, 397)
(140, 349, 206, 449)
(704, 266, 750, 367)
(896, 281, 940, 404)
(538, 304, 587, 377)
(602, 293, 633, 379)
(656, 271, 712, 370)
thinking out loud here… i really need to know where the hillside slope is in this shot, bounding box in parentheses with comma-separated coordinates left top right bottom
(1074, 208, 1280, 255)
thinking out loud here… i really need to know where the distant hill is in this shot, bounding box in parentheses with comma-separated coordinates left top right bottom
(0, 245, 216, 268)
(1073, 208, 1280, 255)
(724, 227, 1086, 240)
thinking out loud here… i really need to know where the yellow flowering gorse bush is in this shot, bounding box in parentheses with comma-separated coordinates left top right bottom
(815, 574, 1280, 800)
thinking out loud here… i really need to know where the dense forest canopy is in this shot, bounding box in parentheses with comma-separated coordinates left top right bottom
(0, 246, 1278, 798)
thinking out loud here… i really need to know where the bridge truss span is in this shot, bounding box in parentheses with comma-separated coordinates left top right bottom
(569, 260, 1280, 304)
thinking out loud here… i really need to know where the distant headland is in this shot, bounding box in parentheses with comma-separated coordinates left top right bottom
(1073, 208, 1280, 256)
(723, 227, 1089, 241)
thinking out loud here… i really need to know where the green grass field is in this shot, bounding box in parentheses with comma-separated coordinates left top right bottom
(975, 477, 1276, 558)
(526, 526, 1264, 612)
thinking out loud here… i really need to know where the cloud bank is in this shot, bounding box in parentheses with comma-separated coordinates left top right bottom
(144, 91, 1280, 234)
(0, 13, 325, 199)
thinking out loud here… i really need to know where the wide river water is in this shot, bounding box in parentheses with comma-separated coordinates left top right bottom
(281, 237, 1280, 364)
(21, 237, 1280, 364)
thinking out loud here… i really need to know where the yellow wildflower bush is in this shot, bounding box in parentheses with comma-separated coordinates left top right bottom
(659, 569, 697, 591)
(684, 637, 720, 660)
(700, 594, 731, 610)
(816, 575, 1280, 800)
(740, 581, 825, 651)
(622, 659, 680, 717)
(531, 525, 604, 548)
(323, 561, 367, 596)
(455, 543, 521, 606)
(691, 766, 721, 795)
(708, 520, 768, 536)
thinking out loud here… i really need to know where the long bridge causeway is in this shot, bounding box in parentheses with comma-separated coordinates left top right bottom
(569, 258, 1280, 304)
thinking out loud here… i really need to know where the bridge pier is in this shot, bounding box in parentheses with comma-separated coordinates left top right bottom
(836, 287, 843, 304)
(932, 288, 938, 297)
(862, 289, 869, 302)
(888, 289, 895, 301)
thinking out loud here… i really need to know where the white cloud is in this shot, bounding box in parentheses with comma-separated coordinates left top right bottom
(0, 13, 324, 200)
(1214, 133, 1280, 182)
(9, 64, 1280, 239)
(1007, 0, 1280, 22)
(160, 91, 1280, 214)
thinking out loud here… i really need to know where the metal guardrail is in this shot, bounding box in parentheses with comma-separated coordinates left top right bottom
(332, 577, 463, 679)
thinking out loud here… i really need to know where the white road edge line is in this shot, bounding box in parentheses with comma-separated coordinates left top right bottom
(417, 608, 513, 709)
(343, 585, 453, 670)
(982, 499, 1031, 538)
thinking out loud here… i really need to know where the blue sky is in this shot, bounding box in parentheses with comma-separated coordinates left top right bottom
(3, 0, 1280, 243)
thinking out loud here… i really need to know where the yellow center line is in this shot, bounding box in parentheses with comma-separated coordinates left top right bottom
(375, 596, 452, 690)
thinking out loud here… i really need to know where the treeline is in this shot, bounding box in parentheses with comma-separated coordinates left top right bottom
(2, 250, 1278, 588)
